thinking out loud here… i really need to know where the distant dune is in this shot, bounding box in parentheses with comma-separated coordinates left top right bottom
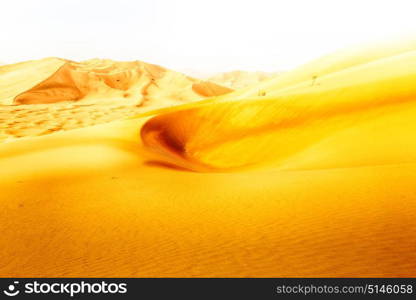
(1, 39, 416, 277)
(206, 70, 281, 89)
(0, 58, 231, 140)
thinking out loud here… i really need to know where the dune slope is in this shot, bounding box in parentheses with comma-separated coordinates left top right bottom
(0, 117, 415, 277)
(141, 50, 416, 171)
(0, 58, 66, 105)
(206, 71, 280, 89)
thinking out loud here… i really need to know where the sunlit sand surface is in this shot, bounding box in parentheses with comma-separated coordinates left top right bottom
(1, 39, 416, 277)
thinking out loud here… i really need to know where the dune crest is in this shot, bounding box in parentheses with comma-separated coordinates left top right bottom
(0, 57, 66, 105)
(13, 59, 232, 105)
(205, 71, 281, 89)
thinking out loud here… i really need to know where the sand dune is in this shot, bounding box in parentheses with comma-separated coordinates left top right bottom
(0, 120, 415, 277)
(0, 59, 231, 140)
(142, 50, 416, 171)
(205, 71, 280, 89)
(207, 37, 416, 101)
(0, 58, 66, 105)
(12, 59, 231, 105)
(1, 39, 416, 277)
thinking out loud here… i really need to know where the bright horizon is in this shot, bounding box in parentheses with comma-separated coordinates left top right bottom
(2, 0, 416, 74)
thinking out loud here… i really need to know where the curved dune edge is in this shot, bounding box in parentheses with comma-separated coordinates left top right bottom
(220, 37, 416, 100)
(141, 49, 416, 172)
(0, 57, 66, 105)
(0, 59, 232, 141)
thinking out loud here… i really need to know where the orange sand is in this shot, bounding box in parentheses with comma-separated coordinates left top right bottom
(0, 40, 416, 277)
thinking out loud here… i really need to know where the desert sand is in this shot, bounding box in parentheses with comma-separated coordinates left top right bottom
(0, 40, 416, 277)
(0, 58, 231, 141)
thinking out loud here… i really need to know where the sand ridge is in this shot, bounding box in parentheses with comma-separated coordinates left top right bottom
(0, 58, 232, 141)
(0, 116, 415, 277)
(12, 59, 231, 105)
(1, 39, 416, 277)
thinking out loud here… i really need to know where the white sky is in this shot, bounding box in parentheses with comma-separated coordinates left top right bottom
(1, 0, 416, 73)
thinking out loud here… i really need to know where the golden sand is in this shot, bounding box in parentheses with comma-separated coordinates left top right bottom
(0, 58, 231, 141)
(0, 40, 416, 277)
